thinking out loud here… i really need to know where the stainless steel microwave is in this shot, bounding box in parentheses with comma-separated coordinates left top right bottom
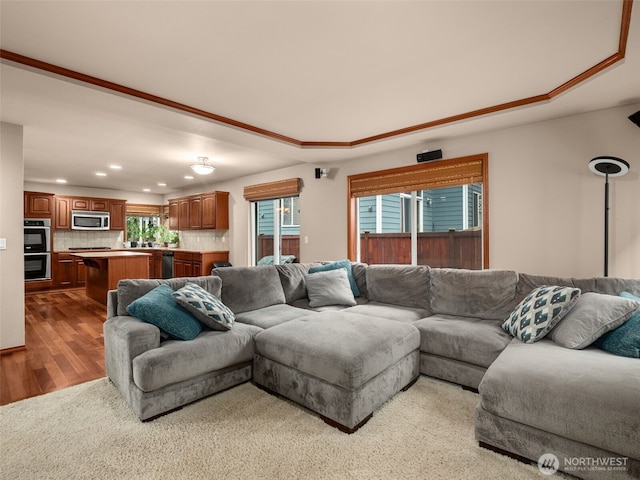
(71, 210, 110, 230)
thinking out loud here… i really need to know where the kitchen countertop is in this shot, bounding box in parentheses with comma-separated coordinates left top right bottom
(59, 248, 229, 254)
(69, 251, 152, 259)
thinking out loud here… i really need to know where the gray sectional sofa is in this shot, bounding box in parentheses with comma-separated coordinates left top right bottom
(104, 263, 640, 479)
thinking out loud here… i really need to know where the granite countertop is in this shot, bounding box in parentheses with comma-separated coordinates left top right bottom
(69, 251, 152, 259)
(59, 248, 229, 254)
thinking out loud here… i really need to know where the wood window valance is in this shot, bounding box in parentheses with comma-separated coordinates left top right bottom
(126, 203, 163, 216)
(243, 178, 301, 201)
(348, 154, 486, 198)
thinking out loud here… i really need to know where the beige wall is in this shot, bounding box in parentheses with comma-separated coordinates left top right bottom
(211, 103, 640, 278)
(1, 123, 26, 349)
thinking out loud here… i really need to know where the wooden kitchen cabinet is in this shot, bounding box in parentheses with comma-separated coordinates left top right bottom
(53, 253, 86, 288)
(168, 191, 229, 231)
(173, 251, 229, 278)
(148, 250, 163, 279)
(24, 192, 54, 218)
(55, 196, 72, 230)
(110, 200, 126, 230)
(70, 197, 108, 212)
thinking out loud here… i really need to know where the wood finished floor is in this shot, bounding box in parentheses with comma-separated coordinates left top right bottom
(0, 288, 106, 406)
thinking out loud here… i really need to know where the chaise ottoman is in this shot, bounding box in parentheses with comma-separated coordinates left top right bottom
(253, 311, 420, 433)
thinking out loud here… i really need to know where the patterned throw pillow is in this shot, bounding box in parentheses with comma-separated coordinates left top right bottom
(172, 282, 234, 331)
(502, 285, 581, 343)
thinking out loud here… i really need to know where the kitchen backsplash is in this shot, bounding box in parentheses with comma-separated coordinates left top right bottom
(179, 230, 228, 251)
(54, 230, 124, 250)
(52, 229, 228, 251)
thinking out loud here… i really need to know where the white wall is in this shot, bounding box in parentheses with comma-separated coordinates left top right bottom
(1, 123, 26, 349)
(211, 103, 640, 278)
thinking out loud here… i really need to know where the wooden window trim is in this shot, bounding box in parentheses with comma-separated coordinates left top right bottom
(243, 178, 301, 201)
(347, 153, 489, 268)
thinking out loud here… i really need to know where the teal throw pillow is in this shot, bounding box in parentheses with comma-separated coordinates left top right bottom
(309, 260, 360, 297)
(172, 282, 235, 331)
(127, 284, 202, 340)
(593, 292, 640, 358)
(502, 285, 581, 343)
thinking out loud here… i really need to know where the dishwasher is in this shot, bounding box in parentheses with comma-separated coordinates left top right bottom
(162, 251, 174, 279)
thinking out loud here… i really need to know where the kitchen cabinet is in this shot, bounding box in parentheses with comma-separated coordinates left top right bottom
(189, 196, 202, 229)
(24, 192, 54, 218)
(70, 197, 108, 212)
(55, 196, 72, 230)
(54, 252, 86, 288)
(168, 191, 229, 231)
(178, 198, 190, 230)
(110, 200, 126, 230)
(148, 250, 163, 279)
(173, 251, 229, 278)
(168, 200, 179, 230)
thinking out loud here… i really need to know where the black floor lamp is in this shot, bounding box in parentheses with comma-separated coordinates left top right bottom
(588, 156, 630, 277)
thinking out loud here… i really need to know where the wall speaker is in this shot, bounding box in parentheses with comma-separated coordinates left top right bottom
(417, 149, 443, 163)
(629, 110, 640, 128)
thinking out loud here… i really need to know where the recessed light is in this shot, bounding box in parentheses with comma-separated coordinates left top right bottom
(109, 165, 122, 170)
(56, 179, 67, 184)
(96, 172, 107, 177)
(157, 182, 167, 187)
(143, 188, 151, 192)
(184, 175, 194, 180)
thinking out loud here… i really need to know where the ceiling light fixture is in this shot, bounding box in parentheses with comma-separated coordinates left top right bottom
(184, 175, 194, 180)
(96, 172, 107, 177)
(56, 179, 67, 184)
(190, 156, 215, 175)
(110, 165, 122, 170)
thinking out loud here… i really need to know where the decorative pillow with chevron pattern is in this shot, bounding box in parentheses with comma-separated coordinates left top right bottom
(502, 285, 581, 343)
(172, 282, 235, 331)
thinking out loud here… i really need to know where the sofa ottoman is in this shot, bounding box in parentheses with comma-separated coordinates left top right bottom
(253, 311, 420, 433)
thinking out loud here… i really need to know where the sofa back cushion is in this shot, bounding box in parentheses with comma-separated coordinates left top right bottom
(211, 266, 286, 313)
(275, 263, 319, 303)
(366, 264, 430, 311)
(516, 273, 640, 304)
(116, 276, 222, 316)
(430, 268, 518, 320)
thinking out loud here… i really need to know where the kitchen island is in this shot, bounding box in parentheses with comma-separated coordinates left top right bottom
(71, 251, 151, 306)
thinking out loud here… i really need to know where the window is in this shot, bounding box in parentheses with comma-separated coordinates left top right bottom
(126, 215, 161, 245)
(244, 178, 302, 265)
(348, 154, 488, 269)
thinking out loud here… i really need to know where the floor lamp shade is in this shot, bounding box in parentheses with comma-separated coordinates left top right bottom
(589, 156, 630, 277)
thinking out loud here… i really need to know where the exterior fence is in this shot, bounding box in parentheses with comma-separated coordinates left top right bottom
(257, 229, 481, 269)
(360, 230, 482, 269)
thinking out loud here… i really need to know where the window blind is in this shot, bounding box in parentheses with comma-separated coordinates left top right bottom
(243, 178, 301, 201)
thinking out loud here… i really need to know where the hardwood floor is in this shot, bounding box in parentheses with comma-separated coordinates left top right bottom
(0, 288, 106, 406)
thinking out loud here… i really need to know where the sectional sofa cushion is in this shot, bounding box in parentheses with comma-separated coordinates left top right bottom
(172, 282, 235, 331)
(430, 268, 518, 320)
(594, 292, 640, 358)
(132, 322, 263, 392)
(126, 284, 202, 341)
(366, 264, 430, 311)
(503, 285, 581, 343)
(211, 266, 286, 313)
(478, 339, 640, 459)
(305, 269, 357, 308)
(346, 302, 429, 323)
(275, 263, 318, 303)
(413, 315, 512, 368)
(234, 304, 315, 329)
(309, 260, 360, 297)
(254, 312, 420, 389)
(548, 292, 640, 349)
(117, 276, 222, 316)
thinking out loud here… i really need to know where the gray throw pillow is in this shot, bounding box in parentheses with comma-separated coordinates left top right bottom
(549, 292, 640, 349)
(305, 269, 357, 308)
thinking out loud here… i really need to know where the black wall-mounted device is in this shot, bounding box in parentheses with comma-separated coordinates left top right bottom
(628, 111, 640, 128)
(417, 149, 443, 163)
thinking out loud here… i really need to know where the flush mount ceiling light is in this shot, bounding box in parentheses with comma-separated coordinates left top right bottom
(190, 156, 215, 175)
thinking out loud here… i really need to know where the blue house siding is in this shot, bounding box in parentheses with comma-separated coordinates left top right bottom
(359, 197, 377, 233)
(256, 199, 300, 235)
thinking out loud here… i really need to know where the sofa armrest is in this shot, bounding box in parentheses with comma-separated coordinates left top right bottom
(106, 290, 118, 319)
(103, 316, 160, 400)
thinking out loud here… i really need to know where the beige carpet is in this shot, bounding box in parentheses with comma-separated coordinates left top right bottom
(0, 376, 542, 480)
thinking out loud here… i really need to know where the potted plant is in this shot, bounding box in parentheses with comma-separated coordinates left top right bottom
(168, 231, 179, 248)
(126, 217, 140, 247)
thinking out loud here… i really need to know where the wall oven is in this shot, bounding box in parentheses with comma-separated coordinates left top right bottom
(24, 219, 51, 281)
